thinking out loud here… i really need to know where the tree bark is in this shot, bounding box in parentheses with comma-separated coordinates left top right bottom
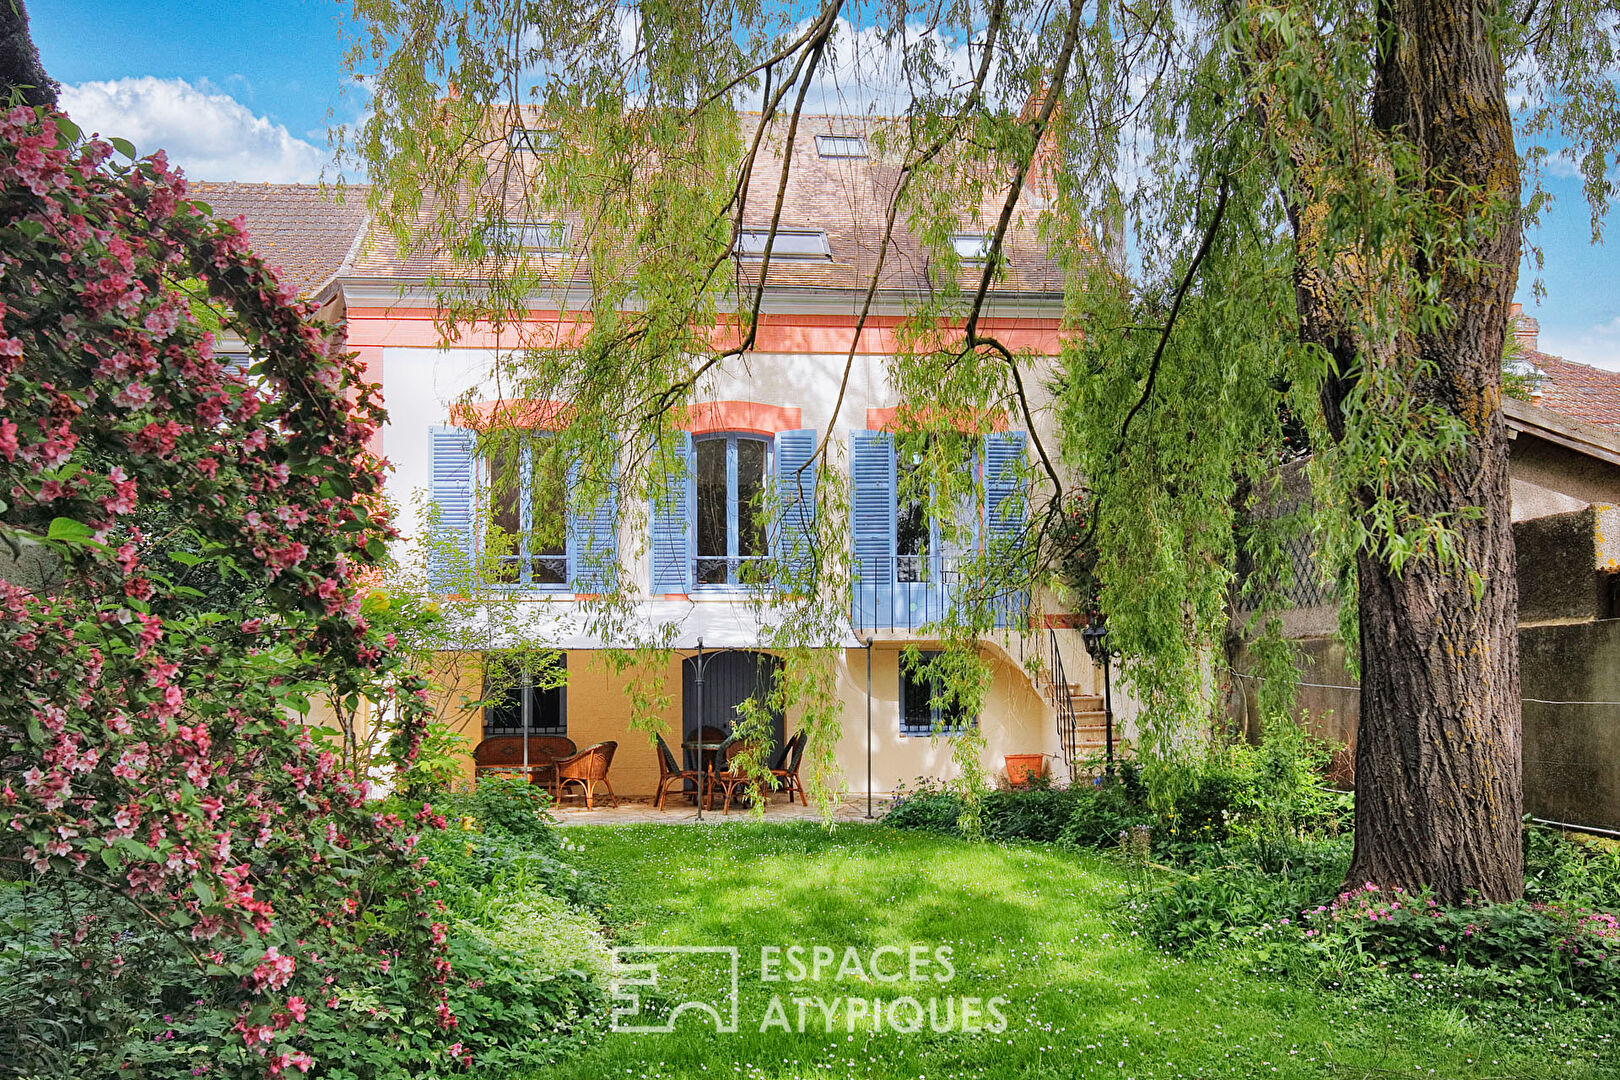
(1343, 0, 1524, 902)
(0, 0, 55, 109)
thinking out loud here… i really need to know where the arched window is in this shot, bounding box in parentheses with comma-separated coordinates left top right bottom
(694, 433, 771, 586)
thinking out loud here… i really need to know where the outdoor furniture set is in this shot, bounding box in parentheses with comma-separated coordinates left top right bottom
(472, 728, 808, 812)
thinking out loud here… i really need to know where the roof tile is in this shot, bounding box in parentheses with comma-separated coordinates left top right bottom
(189, 182, 370, 299)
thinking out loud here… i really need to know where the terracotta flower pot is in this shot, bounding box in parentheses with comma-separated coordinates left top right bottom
(1005, 753, 1045, 788)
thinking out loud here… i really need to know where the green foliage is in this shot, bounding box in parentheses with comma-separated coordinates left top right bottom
(979, 785, 1089, 843)
(399, 720, 475, 794)
(1127, 828, 1620, 1012)
(1127, 837, 1352, 950)
(1058, 777, 1158, 850)
(458, 773, 561, 847)
(1524, 827, 1620, 910)
(880, 776, 966, 834)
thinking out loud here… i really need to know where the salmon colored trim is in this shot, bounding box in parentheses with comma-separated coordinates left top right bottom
(450, 398, 573, 431)
(684, 401, 803, 436)
(348, 346, 385, 454)
(865, 406, 1009, 433)
(346, 307, 1068, 355)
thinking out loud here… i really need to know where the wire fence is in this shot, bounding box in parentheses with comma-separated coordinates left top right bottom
(1228, 670, 1620, 835)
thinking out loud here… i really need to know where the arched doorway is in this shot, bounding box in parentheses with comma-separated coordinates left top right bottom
(681, 650, 785, 751)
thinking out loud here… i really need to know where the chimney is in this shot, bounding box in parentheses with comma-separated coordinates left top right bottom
(1019, 84, 1060, 201)
(1510, 302, 1540, 352)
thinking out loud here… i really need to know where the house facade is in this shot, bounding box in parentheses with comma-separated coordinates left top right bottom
(195, 123, 1111, 802)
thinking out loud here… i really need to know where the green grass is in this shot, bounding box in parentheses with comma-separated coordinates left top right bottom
(543, 823, 1617, 1079)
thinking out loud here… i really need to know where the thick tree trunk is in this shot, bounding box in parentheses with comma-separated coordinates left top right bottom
(1344, 0, 1524, 902)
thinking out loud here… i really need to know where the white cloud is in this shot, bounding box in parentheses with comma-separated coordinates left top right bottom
(1541, 315, 1620, 372)
(58, 77, 328, 183)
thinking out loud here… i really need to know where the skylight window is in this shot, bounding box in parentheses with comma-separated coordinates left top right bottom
(815, 134, 869, 159)
(950, 233, 994, 261)
(491, 221, 570, 251)
(508, 128, 560, 153)
(734, 228, 831, 259)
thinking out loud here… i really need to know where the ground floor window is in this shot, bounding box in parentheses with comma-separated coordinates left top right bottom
(899, 651, 974, 736)
(483, 653, 567, 736)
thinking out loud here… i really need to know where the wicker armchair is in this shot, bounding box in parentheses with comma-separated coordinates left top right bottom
(707, 735, 762, 813)
(654, 733, 697, 810)
(553, 741, 618, 808)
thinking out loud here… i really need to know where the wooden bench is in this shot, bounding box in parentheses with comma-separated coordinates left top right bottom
(473, 735, 577, 792)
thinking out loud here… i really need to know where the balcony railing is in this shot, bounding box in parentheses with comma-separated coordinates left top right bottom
(693, 554, 771, 589)
(851, 555, 1028, 632)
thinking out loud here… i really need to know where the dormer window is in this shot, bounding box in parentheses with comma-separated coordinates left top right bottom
(951, 233, 993, 262)
(734, 228, 831, 259)
(508, 128, 560, 153)
(815, 134, 869, 159)
(492, 221, 570, 251)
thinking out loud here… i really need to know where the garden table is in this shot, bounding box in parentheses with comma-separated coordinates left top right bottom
(681, 738, 727, 811)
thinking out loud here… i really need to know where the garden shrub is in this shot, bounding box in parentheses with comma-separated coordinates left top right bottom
(459, 773, 560, 845)
(1279, 885, 1620, 1004)
(882, 777, 966, 834)
(1058, 778, 1156, 849)
(1126, 836, 1352, 950)
(0, 104, 471, 1074)
(980, 784, 1087, 843)
(1524, 826, 1620, 910)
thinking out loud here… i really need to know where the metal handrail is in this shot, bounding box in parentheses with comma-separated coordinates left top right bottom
(1043, 626, 1082, 779)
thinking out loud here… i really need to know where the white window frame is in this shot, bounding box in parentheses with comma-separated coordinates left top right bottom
(734, 228, 832, 259)
(815, 134, 869, 159)
(491, 221, 571, 251)
(508, 128, 560, 153)
(950, 233, 994, 262)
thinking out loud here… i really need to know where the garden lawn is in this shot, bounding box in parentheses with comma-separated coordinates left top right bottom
(546, 823, 1617, 1080)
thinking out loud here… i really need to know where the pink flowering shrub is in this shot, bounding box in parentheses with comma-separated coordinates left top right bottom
(1277, 882, 1620, 1001)
(0, 106, 459, 1074)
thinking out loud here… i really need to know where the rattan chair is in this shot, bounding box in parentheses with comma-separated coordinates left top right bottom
(553, 741, 618, 808)
(654, 733, 697, 810)
(707, 735, 762, 813)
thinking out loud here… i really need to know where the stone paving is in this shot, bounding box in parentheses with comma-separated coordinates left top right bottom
(548, 795, 881, 826)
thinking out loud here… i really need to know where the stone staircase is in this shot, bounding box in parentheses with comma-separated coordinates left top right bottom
(1045, 682, 1111, 767)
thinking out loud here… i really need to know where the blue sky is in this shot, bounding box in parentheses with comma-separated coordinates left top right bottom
(31, 1, 1618, 370)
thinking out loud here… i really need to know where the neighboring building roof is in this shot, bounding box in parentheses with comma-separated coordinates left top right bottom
(346, 114, 1085, 297)
(1510, 304, 1620, 432)
(189, 182, 371, 299)
(1505, 395, 1620, 470)
(1526, 350, 1620, 432)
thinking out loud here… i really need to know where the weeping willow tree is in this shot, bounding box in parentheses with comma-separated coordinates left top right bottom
(340, 0, 1615, 900)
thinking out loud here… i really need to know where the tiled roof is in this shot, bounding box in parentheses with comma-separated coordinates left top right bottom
(1528, 350, 1620, 432)
(347, 114, 1085, 297)
(189, 182, 370, 299)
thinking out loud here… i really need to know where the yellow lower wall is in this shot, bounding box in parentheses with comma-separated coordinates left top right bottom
(426, 644, 1059, 800)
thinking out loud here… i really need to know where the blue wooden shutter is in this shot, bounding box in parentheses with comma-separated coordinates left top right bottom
(567, 455, 618, 593)
(983, 431, 1028, 627)
(427, 425, 476, 589)
(850, 428, 896, 584)
(774, 428, 817, 589)
(983, 431, 1028, 540)
(649, 431, 694, 593)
